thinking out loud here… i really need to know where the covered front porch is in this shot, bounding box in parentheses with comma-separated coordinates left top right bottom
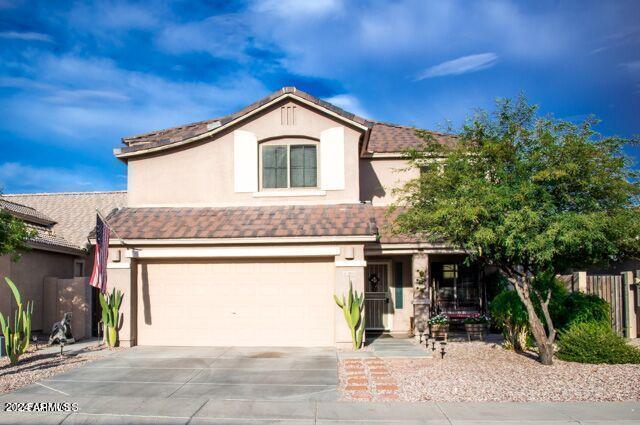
(363, 244, 489, 336)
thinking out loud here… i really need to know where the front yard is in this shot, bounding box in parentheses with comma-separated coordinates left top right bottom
(340, 339, 640, 402)
(0, 342, 116, 394)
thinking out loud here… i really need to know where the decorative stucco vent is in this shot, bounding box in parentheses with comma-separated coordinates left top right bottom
(280, 105, 296, 126)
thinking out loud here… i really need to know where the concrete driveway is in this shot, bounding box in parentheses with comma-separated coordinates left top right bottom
(2, 346, 640, 424)
(9, 346, 339, 402)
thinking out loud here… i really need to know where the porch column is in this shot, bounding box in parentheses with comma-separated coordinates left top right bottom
(411, 252, 430, 338)
(334, 245, 366, 349)
(411, 252, 429, 294)
(107, 247, 137, 347)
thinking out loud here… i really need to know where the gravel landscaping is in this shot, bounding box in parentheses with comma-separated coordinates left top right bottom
(0, 343, 118, 394)
(340, 338, 640, 402)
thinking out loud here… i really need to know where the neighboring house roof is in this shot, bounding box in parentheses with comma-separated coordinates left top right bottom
(0, 198, 55, 226)
(4, 191, 127, 249)
(0, 198, 84, 255)
(366, 122, 455, 154)
(102, 204, 378, 240)
(116, 87, 455, 157)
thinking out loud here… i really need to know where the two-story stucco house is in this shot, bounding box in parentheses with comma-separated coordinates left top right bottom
(101, 88, 485, 348)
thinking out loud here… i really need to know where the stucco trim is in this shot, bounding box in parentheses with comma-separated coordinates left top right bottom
(125, 199, 361, 207)
(107, 262, 131, 269)
(335, 260, 367, 267)
(126, 246, 341, 259)
(252, 190, 327, 197)
(100, 235, 377, 246)
(27, 241, 85, 256)
(115, 93, 369, 159)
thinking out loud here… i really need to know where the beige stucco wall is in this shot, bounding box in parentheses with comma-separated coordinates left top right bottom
(127, 100, 363, 207)
(42, 277, 91, 340)
(360, 158, 418, 206)
(0, 250, 79, 331)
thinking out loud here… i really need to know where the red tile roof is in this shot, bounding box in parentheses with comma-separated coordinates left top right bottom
(103, 204, 378, 239)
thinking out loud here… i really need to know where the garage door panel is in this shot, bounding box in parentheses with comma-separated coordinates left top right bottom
(137, 259, 334, 346)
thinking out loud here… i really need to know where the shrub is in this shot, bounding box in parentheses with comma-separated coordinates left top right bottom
(557, 322, 640, 364)
(558, 292, 610, 329)
(489, 290, 529, 351)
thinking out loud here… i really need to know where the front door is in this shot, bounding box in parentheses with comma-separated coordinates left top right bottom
(365, 263, 391, 330)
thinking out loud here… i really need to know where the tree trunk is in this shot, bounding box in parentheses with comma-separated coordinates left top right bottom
(508, 274, 555, 365)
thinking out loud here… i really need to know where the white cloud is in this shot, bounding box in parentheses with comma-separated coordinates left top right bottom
(323, 94, 371, 119)
(621, 60, 640, 73)
(157, 14, 251, 60)
(0, 54, 269, 144)
(254, 0, 343, 17)
(415, 53, 499, 80)
(0, 162, 117, 193)
(0, 31, 52, 42)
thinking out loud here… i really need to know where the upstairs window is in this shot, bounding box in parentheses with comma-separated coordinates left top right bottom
(290, 145, 317, 187)
(261, 144, 317, 189)
(262, 146, 288, 188)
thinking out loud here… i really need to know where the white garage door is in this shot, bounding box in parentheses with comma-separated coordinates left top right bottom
(136, 258, 335, 346)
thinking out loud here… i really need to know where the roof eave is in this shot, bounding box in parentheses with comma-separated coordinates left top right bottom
(115, 91, 372, 159)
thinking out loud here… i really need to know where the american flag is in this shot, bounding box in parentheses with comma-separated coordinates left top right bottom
(89, 214, 110, 294)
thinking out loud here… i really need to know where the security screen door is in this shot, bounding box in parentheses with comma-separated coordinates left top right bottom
(365, 263, 390, 330)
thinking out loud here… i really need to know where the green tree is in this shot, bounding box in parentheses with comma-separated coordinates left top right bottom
(0, 192, 34, 261)
(391, 96, 640, 365)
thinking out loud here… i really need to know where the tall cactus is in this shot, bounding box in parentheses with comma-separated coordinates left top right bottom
(99, 288, 123, 348)
(0, 277, 33, 364)
(334, 281, 365, 350)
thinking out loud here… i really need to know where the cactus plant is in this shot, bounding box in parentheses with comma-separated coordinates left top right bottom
(334, 281, 365, 350)
(0, 277, 33, 364)
(99, 288, 123, 348)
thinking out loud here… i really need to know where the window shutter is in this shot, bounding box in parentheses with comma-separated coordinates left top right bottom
(394, 262, 403, 309)
(320, 127, 345, 190)
(233, 130, 258, 192)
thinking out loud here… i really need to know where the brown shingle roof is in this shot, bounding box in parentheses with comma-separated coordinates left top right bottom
(116, 89, 457, 157)
(367, 122, 456, 154)
(118, 87, 373, 155)
(372, 206, 419, 244)
(104, 204, 378, 240)
(4, 191, 127, 249)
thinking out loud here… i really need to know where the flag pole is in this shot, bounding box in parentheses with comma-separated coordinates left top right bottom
(95, 209, 127, 248)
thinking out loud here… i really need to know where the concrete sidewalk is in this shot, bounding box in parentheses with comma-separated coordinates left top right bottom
(0, 396, 638, 424)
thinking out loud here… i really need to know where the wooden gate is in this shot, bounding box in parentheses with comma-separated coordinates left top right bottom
(585, 275, 624, 335)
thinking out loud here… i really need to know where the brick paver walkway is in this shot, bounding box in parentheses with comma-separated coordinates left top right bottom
(340, 357, 400, 401)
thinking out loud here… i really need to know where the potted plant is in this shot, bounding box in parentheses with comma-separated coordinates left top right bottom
(464, 314, 490, 340)
(428, 314, 449, 337)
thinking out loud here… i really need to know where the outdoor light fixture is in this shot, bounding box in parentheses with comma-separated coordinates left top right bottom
(440, 341, 447, 359)
(431, 339, 437, 351)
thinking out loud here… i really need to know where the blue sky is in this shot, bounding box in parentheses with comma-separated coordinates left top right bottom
(0, 0, 639, 193)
